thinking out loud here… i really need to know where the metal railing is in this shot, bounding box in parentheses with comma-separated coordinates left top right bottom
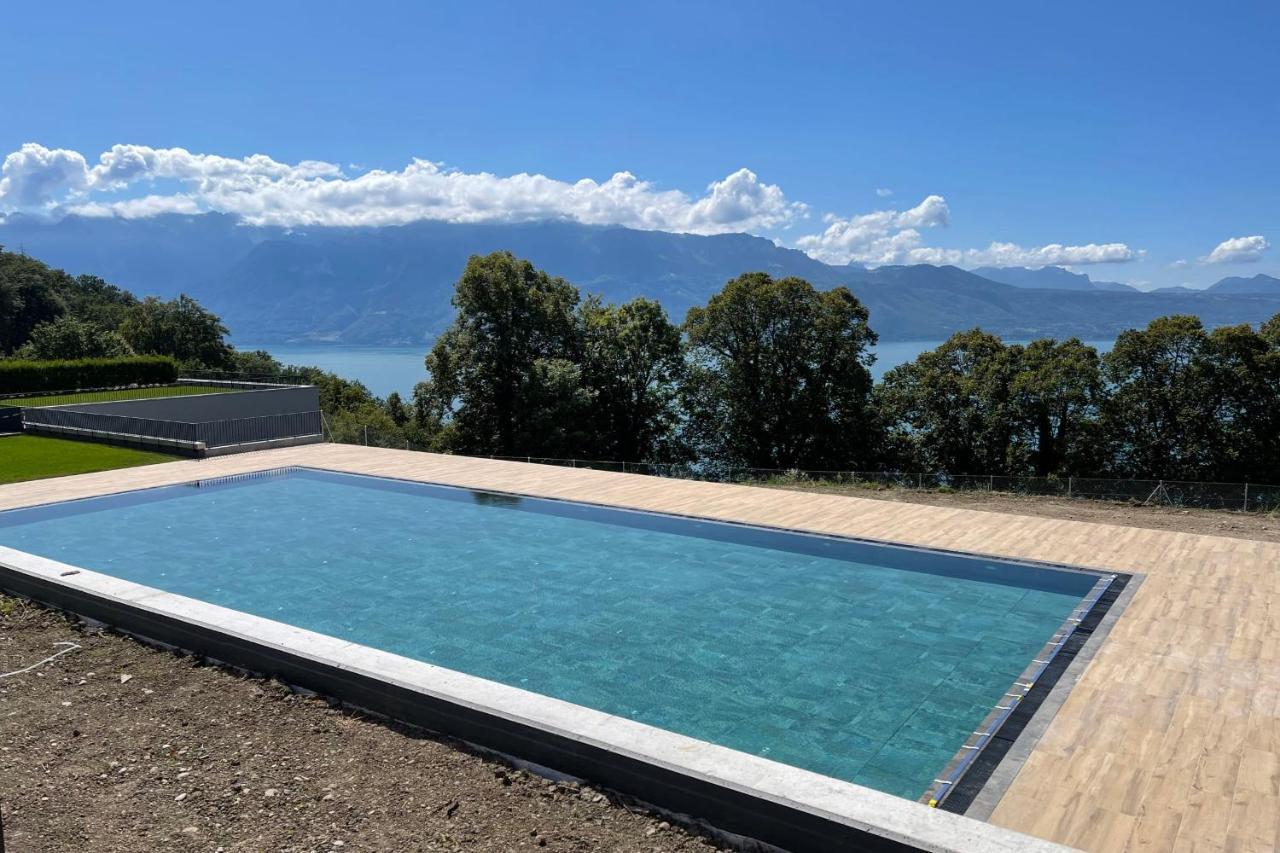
(22, 408, 323, 449)
(0, 383, 220, 408)
(332, 428, 1280, 512)
(480, 457, 1280, 511)
(182, 369, 314, 387)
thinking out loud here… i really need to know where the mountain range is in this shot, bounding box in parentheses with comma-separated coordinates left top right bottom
(2, 213, 1279, 344)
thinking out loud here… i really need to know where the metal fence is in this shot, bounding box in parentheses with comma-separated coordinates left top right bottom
(473, 456, 1280, 512)
(22, 407, 323, 450)
(0, 383, 213, 408)
(182, 370, 314, 387)
(329, 427, 1280, 512)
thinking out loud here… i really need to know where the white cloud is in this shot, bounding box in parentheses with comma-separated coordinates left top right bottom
(910, 241, 1141, 267)
(1202, 235, 1269, 264)
(66, 194, 202, 219)
(0, 143, 91, 208)
(794, 195, 951, 264)
(0, 143, 802, 236)
(875, 187, 893, 197)
(0, 142, 1142, 270)
(796, 195, 1138, 268)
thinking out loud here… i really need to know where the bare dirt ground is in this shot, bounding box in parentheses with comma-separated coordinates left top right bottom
(763, 482, 1280, 543)
(0, 600, 723, 853)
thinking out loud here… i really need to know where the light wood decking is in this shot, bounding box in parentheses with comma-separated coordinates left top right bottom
(1, 443, 1276, 852)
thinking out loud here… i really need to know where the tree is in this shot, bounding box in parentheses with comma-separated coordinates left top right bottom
(119, 294, 235, 370)
(0, 249, 67, 354)
(681, 272, 878, 470)
(879, 330, 1018, 474)
(417, 252, 580, 455)
(1195, 322, 1280, 482)
(386, 391, 409, 427)
(58, 274, 138, 329)
(1099, 315, 1218, 479)
(15, 316, 135, 360)
(1008, 338, 1103, 476)
(578, 296, 683, 461)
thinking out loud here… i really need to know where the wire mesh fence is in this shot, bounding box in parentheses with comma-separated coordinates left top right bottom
(334, 426, 1280, 512)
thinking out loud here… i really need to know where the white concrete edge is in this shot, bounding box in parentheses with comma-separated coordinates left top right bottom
(0, 544, 1076, 853)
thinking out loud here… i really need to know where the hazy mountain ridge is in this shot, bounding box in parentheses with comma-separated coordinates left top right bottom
(3, 214, 1279, 343)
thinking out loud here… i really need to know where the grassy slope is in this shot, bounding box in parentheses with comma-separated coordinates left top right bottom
(0, 434, 178, 485)
(4, 385, 223, 407)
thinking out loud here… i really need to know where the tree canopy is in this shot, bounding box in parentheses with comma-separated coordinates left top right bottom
(681, 273, 878, 470)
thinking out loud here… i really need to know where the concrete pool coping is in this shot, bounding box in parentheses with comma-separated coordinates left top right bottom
(0, 479, 1079, 853)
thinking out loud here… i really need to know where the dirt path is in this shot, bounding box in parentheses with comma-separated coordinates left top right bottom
(762, 482, 1280, 543)
(0, 600, 721, 853)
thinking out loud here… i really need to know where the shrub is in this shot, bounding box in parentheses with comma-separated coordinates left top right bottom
(0, 356, 178, 394)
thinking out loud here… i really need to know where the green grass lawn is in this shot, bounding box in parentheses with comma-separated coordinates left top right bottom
(4, 384, 223, 407)
(0, 434, 179, 485)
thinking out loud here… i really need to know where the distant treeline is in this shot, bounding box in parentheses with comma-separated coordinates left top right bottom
(4, 246, 1279, 484)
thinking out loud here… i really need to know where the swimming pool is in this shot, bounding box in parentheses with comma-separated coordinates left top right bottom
(0, 467, 1108, 803)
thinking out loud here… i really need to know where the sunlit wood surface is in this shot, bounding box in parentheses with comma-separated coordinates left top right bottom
(2, 444, 1276, 852)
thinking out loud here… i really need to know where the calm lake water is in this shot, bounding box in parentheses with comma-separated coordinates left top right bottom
(238, 340, 1115, 399)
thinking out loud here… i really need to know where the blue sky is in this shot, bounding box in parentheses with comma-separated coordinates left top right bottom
(2, 0, 1276, 286)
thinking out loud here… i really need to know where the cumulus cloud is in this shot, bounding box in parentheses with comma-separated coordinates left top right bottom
(1202, 235, 1269, 264)
(796, 195, 1139, 267)
(0, 144, 91, 208)
(66, 194, 203, 219)
(0, 143, 802, 236)
(0, 142, 1143, 269)
(875, 187, 893, 197)
(795, 195, 951, 264)
(911, 241, 1141, 267)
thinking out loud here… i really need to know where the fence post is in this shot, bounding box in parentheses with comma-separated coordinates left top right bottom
(363, 425, 368, 446)
(1068, 476, 1073, 497)
(571, 458, 577, 468)
(1243, 482, 1249, 512)
(989, 474, 994, 492)
(917, 472, 923, 490)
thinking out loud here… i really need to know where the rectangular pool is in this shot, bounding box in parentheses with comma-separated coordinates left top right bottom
(0, 467, 1107, 802)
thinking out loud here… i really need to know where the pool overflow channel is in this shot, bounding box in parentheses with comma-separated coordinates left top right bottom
(0, 465, 1121, 852)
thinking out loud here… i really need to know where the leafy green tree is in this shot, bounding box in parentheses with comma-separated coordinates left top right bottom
(0, 249, 67, 354)
(15, 316, 135, 360)
(119, 294, 235, 370)
(682, 272, 878, 469)
(386, 391, 409, 427)
(58, 274, 138, 329)
(1260, 312, 1280, 348)
(1009, 338, 1103, 476)
(879, 330, 1018, 474)
(418, 252, 580, 455)
(229, 348, 286, 376)
(1099, 315, 1218, 479)
(1195, 322, 1280, 482)
(579, 296, 683, 461)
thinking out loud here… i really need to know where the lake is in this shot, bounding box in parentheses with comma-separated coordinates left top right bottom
(237, 340, 1115, 399)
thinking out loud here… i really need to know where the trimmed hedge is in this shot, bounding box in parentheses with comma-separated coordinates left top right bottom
(0, 356, 178, 395)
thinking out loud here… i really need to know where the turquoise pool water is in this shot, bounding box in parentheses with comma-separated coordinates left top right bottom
(0, 469, 1097, 799)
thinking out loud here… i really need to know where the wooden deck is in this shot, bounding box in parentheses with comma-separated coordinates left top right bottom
(2, 443, 1277, 852)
